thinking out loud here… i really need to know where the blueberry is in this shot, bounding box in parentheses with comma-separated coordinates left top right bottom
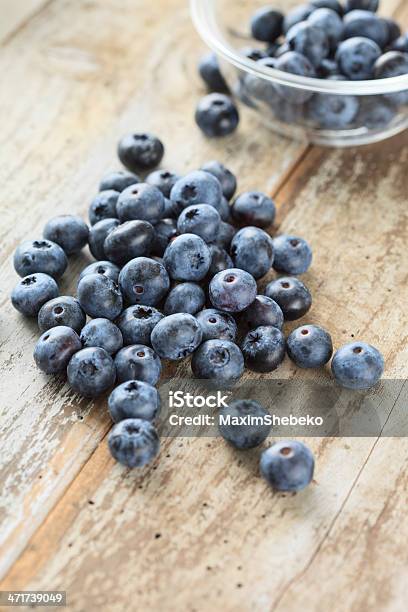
(240, 295, 284, 331)
(99, 170, 141, 192)
(115, 345, 162, 385)
(356, 96, 396, 129)
(88, 218, 120, 260)
(230, 227, 274, 280)
(77, 273, 123, 320)
(170, 170, 222, 211)
(311, 0, 344, 15)
(272, 235, 313, 275)
(207, 245, 233, 277)
(214, 221, 236, 249)
(243, 58, 279, 105)
(389, 34, 408, 54)
(116, 305, 163, 345)
(151, 313, 202, 360)
(343, 11, 389, 48)
(260, 440, 315, 492)
(331, 341, 384, 389)
(88, 190, 119, 225)
(14, 239, 67, 279)
(283, 4, 315, 34)
(201, 160, 237, 200)
(108, 418, 160, 468)
(308, 8, 344, 50)
(116, 183, 165, 224)
(78, 260, 120, 284)
(38, 296, 86, 333)
(191, 339, 244, 385)
(34, 326, 82, 374)
(241, 325, 285, 373)
(307, 92, 360, 129)
(146, 169, 181, 198)
(104, 220, 155, 266)
(374, 51, 408, 105)
(164, 283, 205, 315)
(177, 204, 221, 243)
(250, 7, 283, 43)
(67, 347, 116, 398)
(43, 215, 89, 255)
(198, 52, 230, 93)
(231, 191, 276, 228)
(195, 94, 240, 138)
(344, 0, 379, 12)
(286, 22, 329, 67)
(11, 273, 59, 317)
(196, 308, 237, 342)
(152, 218, 178, 256)
(316, 58, 340, 78)
(383, 19, 401, 46)
(218, 399, 271, 449)
(274, 52, 315, 104)
(265, 277, 312, 321)
(163, 234, 211, 282)
(119, 257, 170, 305)
(216, 196, 232, 222)
(108, 381, 161, 423)
(270, 97, 306, 124)
(336, 37, 382, 80)
(209, 268, 257, 313)
(287, 324, 333, 368)
(118, 133, 164, 172)
(80, 318, 123, 355)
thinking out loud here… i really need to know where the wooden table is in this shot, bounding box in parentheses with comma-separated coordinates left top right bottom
(1, 1, 408, 610)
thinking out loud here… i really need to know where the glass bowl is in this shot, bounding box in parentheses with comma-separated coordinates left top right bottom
(191, 0, 408, 147)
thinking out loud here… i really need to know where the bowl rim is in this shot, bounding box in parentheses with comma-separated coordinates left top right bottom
(191, 0, 408, 96)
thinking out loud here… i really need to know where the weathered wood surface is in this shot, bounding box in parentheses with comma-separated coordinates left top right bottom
(1, 1, 408, 611)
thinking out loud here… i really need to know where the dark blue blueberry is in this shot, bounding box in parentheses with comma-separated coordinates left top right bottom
(163, 197, 181, 219)
(116, 305, 163, 346)
(265, 277, 312, 321)
(272, 235, 312, 275)
(163, 234, 211, 282)
(274, 52, 315, 104)
(67, 347, 116, 398)
(250, 7, 283, 43)
(207, 245, 233, 277)
(283, 4, 315, 34)
(374, 51, 408, 105)
(241, 325, 286, 373)
(164, 283, 205, 315)
(198, 52, 230, 93)
(170, 170, 222, 211)
(191, 339, 244, 385)
(196, 308, 237, 342)
(336, 37, 382, 80)
(116, 183, 165, 224)
(99, 170, 141, 192)
(307, 91, 360, 129)
(119, 257, 170, 306)
(115, 344, 162, 385)
(152, 218, 178, 257)
(260, 440, 315, 492)
(195, 94, 240, 138)
(230, 227, 274, 280)
(214, 221, 236, 249)
(11, 273, 59, 317)
(311, 0, 344, 15)
(177, 204, 221, 243)
(343, 11, 389, 48)
(77, 273, 123, 320)
(286, 22, 329, 67)
(218, 399, 271, 449)
(151, 313, 202, 360)
(383, 19, 401, 46)
(104, 220, 155, 266)
(231, 191, 276, 228)
(355, 96, 397, 129)
(108, 381, 160, 423)
(38, 296, 86, 333)
(118, 133, 164, 172)
(146, 169, 181, 198)
(331, 341, 384, 389)
(389, 34, 408, 54)
(240, 295, 284, 332)
(34, 326, 82, 374)
(43, 215, 89, 255)
(108, 418, 160, 468)
(88, 218, 120, 260)
(344, 0, 379, 12)
(243, 58, 278, 106)
(270, 98, 306, 124)
(78, 260, 120, 284)
(210, 268, 257, 313)
(14, 239, 67, 279)
(88, 190, 119, 225)
(201, 160, 237, 201)
(287, 324, 333, 368)
(80, 318, 123, 355)
(316, 58, 340, 78)
(308, 8, 344, 50)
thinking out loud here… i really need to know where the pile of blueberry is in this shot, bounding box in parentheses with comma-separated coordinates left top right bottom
(11, 132, 384, 491)
(196, 0, 408, 135)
